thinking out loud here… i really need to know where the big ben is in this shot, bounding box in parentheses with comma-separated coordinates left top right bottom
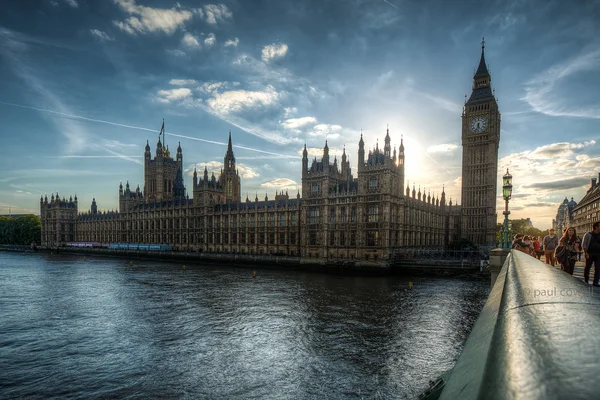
(461, 38, 500, 247)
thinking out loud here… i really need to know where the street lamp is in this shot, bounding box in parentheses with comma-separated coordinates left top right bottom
(502, 169, 513, 249)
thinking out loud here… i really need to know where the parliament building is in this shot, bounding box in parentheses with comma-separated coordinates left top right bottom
(40, 42, 501, 260)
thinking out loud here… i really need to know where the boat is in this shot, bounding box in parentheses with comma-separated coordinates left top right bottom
(417, 369, 452, 400)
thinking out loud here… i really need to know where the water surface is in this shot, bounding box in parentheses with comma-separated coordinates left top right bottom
(0, 252, 488, 399)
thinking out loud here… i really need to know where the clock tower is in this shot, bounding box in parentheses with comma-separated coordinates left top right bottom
(460, 38, 501, 248)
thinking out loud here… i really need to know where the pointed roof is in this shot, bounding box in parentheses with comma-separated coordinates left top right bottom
(474, 37, 490, 78)
(227, 130, 233, 152)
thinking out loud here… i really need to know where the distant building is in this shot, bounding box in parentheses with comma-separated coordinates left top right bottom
(40, 42, 502, 258)
(572, 174, 600, 234)
(553, 197, 578, 234)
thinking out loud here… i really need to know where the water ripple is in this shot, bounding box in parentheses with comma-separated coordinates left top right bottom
(0, 252, 488, 399)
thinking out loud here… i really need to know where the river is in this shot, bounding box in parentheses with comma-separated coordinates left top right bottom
(0, 252, 488, 399)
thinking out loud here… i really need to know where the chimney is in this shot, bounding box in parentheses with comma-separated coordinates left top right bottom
(593, 178, 598, 189)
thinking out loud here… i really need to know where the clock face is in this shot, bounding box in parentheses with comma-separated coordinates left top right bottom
(469, 116, 487, 134)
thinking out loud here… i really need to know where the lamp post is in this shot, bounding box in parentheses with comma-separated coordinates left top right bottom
(502, 169, 513, 249)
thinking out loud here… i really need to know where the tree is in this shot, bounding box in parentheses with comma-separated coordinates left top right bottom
(510, 218, 545, 239)
(0, 215, 41, 245)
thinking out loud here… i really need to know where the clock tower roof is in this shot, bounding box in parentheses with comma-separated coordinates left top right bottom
(474, 37, 490, 78)
(467, 38, 494, 104)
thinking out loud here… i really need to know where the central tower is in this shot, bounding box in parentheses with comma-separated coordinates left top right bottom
(461, 39, 501, 247)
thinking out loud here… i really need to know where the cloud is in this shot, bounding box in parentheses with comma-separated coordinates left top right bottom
(281, 116, 317, 129)
(64, 0, 78, 7)
(523, 48, 600, 119)
(205, 86, 279, 115)
(170, 79, 197, 86)
(308, 124, 342, 138)
(236, 164, 259, 179)
(523, 177, 591, 191)
(181, 32, 201, 49)
(204, 32, 216, 47)
(101, 139, 138, 150)
(283, 107, 297, 118)
(260, 178, 298, 188)
(155, 88, 193, 103)
(427, 144, 458, 153)
(197, 81, 227, 94)
(527, 141, 596, 159)
(224, 37, 239, 47)
(113, 0, 193, 35)
(90, 29, 113, 42)
(261, 43, 288, 62)
(202, 4, 232, 25)
(422, 93, 463, 113)
(167, 49, 187, 57)
(301, 147, 344, 158)
(498, 139, 600, 228)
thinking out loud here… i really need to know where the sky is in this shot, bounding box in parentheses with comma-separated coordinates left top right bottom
(0, 0, 599, 230)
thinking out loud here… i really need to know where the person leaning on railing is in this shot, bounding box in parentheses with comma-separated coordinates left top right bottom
(581, 221, 600, 287)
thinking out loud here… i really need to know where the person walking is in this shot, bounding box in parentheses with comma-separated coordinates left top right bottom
(558, 227, 581, 275)
(582, 222, 600, 286)
(533, 236, 542, 260)
(543, 228, 559, 266)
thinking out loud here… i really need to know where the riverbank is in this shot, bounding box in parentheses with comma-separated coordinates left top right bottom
(0, 245, 488, 277)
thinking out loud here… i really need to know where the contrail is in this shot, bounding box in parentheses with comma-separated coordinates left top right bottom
(0, 101, 299, 158)
(383, 0, 401, 11)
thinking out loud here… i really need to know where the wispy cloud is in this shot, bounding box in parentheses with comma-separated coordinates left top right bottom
(205, 86, 280, 115)
(422, 93, 463, 113)
(155, 87, 193, 103)
(90, 29, 112, 42)
(224, 37, 239, 47)
(64, 0, 78, 8)
(0, 101, 296, 158)
(181, 32, 201, 49)
(204, 33, 216, 47)
(170, 78, 197, 86)
(113, 0, 194, 35)
(201, 4, 232, 25)
(261, 43, 288, 62)
(427, 144, 458, 153)
(281, 116, 317, 129)
(260, 178, 298, 188)
(523, 47, 600, 119)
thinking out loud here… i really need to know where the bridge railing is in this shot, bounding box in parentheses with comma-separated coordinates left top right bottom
(391, 248, 488, 261)
(440, 250, 600, 399)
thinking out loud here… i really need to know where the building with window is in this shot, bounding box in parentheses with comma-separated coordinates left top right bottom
(572, 174, 600, 235)
(40, 42, 501, 260)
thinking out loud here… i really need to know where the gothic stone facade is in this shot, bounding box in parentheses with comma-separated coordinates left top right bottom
(572, 173, 600, 235)
(460, 40, 501, 247)
(40, 43, 499, 256)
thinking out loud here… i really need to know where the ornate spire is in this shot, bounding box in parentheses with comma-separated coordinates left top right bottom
(474, 36, 490, 78)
